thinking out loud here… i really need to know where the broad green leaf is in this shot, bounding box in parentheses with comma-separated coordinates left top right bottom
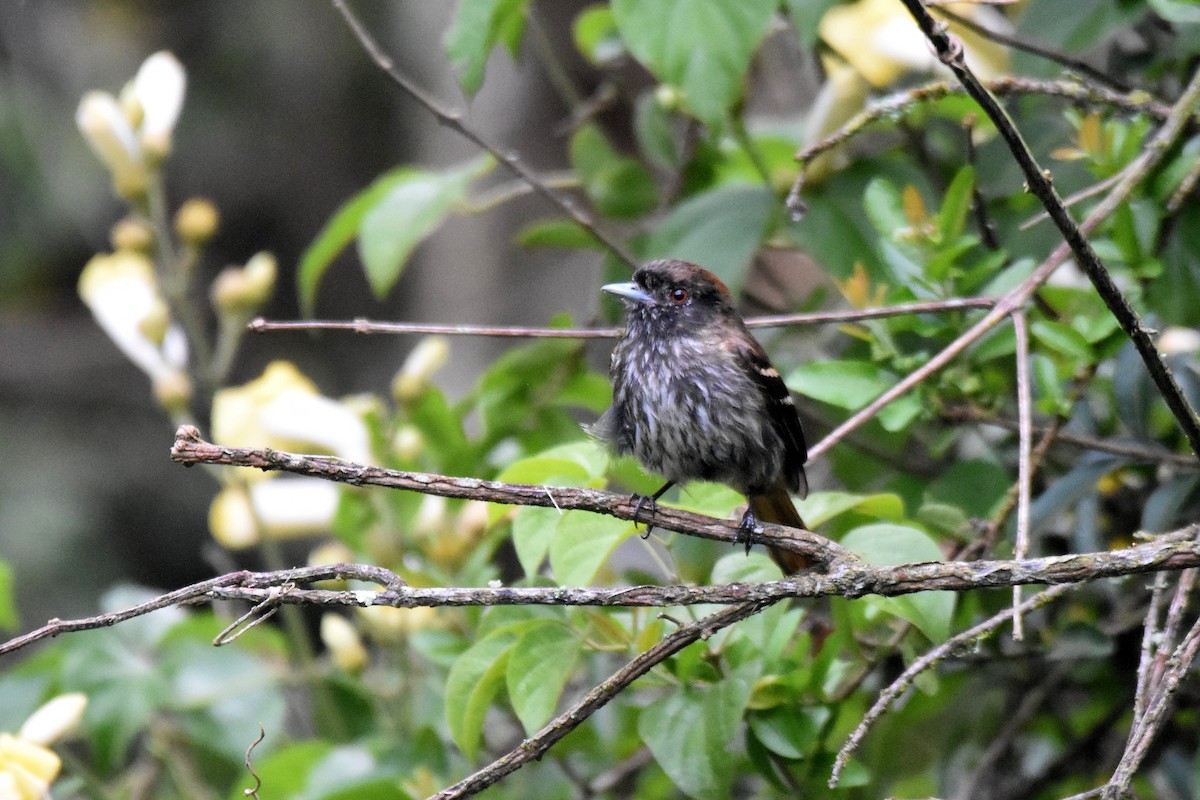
(224, 741, 331, 800)
(877, 391, 923, 432)
(786, 360, 898, 410)
(784, 0, 842, 46)
(611, 0, 777, 128)
(841, 523, 955, 642)
(516, 218, 602, 251)
(511, 507, 560, 577)
(444, 0, 530, 95)
(1031, 353, 1069, 416)
(570, 124, 657, 218)
(358, 158, 493, 299)
(445, 628, 521, 759)
(507, 622, 582, 732)
(298, 167, 410, 316)
(550, 510, 637, 585)
(863, 177, 909, 241)
(646, 185, 775, 292)
(639, 670, 753, 799)
(168, 643, 286, 763)
(1032, 319, 1094, 364)
(928, 459, 1011, 519)
(938, 166, 976, 243)
(635, 91, 681, 169)
(795, 491, 906, 528)
(748, 705, 830, 760)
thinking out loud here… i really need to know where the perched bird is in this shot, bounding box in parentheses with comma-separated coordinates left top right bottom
(590, 258, 811, 573)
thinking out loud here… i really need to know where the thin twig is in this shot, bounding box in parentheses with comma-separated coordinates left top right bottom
(1104, 608, 1200, 798)
(246, 297, 998, 340)
(899, 0, 1200, 461)
(931, 5, 1132, 93)
(1012, 310, 1033, 640)
(427, 599, 779, 799)
(829, 583, 1076, 786)
(941, 406, 1200, 469)
(1133, 572, 1168, 722)
(328, 0, 638, 270)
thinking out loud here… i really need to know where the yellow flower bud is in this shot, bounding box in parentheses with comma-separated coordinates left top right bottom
(152, 370, 193, 416)
(174, 198, 219, 245)
(18, 695, 87, 747)
(357, 605, 440, 643)
(138, 298, 171, 346)
(110, 217, 155, 253)
(391, 337, 450, 404)
(391, 425, 424, 462)
(320, 614, 368, 673)
(209, 486, 259, 549)
(211, 252, 277, 316)
(76, 90, 147, 200)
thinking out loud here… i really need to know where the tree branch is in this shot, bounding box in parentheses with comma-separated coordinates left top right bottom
(898, 0, 1200, 460)
(329, 0, 638, 270)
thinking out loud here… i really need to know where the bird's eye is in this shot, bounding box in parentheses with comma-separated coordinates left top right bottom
(670, 288, 689, 304)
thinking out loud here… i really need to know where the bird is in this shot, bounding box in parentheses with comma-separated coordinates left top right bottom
(589, 258, 811, 573)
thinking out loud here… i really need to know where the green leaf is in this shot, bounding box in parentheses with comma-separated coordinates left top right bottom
(358, 158, 493, 300)
(298, 167, 410, 316)
(748, 705, 830, 759)
(786, 360, 898, 410)
(796, 491, 906, 528)
(573, 5, 624, 65)
(611, 0, 777, 129)
(516, 218, 602, 251)
(646, 185, 775, 292)
(841, 524, 956, 642)
(445, 627, 521, 759)
(507, 622, 582, 732)
(635, 91, 681, 169)
(0, 560, 15, 631)
(167, 642, 287, 763)
(938, 166, 976, 243)
(444, 0, 530, 95)
(550, 510, 638, 586)
(1032, 320, 1094, 364)
(224, 741, 332, 800)
(639, 671, 754, 799)
(570, 124, 658, 219)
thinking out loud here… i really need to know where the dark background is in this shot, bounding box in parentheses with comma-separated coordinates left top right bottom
(0, 2, 604, 623)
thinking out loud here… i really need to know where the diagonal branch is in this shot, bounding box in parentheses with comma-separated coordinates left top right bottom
(898, 0, 1200, 461)
(170, 425, 850, 567)
(329, 0, 638, 269)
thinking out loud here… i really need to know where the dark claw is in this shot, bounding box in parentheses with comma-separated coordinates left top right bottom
(630, 481, 675, 538)
(735, 508, 759, 556)
(631, 493, 659, 538)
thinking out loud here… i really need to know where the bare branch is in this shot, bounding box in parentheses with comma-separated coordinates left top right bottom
(328, 0, 638, 270)
(246, 297, 998, 340)
(830, 583, 1077, 787)
(898, 0, 1200, 461)
(169, 425, 848, 568)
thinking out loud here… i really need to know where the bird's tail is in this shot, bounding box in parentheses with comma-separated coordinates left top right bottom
(750, 484, 810, 574)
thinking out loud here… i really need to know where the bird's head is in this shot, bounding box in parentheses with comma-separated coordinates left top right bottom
(602, 260, 734, 330)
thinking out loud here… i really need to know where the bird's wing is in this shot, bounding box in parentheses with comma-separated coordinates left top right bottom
(734, 335, 809, 498)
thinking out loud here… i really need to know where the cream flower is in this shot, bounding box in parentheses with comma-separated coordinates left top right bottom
(75, 51, 187, 197)
(78, 250, 188, 384)
(209, 479, 342, 549)
(0, 693, 88, 800)
(211, 361, 371, 464)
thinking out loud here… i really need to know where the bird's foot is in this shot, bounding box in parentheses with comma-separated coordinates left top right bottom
(735, 508, 759, 556)
(630, 493, 659, 538)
